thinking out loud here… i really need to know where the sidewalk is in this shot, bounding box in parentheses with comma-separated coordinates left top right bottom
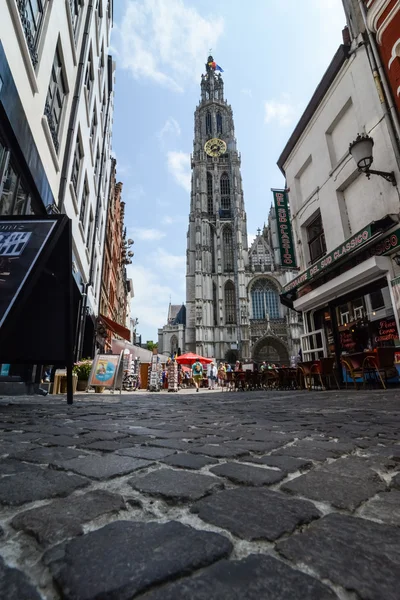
(0, 388, 399, 599)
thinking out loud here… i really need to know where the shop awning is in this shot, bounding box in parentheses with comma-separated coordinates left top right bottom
(99, 314, 131, 341)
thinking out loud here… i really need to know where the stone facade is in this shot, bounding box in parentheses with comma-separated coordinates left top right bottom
(158, 304, 186, 357)
(181, 57, 301, 365)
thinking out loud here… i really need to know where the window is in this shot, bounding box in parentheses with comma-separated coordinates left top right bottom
(251, 280, 280, 320)
(90, 106, 98, 147)
(79, 178, 89, 225)
(17, 0, 46, 67)
(353, 298, 364, 320)
(307, 213, 326, 264)
(206, 111, 212, 135)
(0, 161, 30, 216)
(215, 90, 219, 100)
(69, 0, 82, 37)
(213, 283, 218, 326)
(207, 172, 213, 215)
(225, 281, 236, 324)
(84, 48, 94, 98)
(250, 238, 272, 268)
(94, 144, 100, 187)
(71, 136, 83, 193)
(370, 290, 384, 311)
(220, 173, 231, 212)
(44, 46, 67, 152)
(223, 227, 234, 271)
(338, 304, 350, 325)
(86, 209, 94, 250)
(216, 112, 222, 134)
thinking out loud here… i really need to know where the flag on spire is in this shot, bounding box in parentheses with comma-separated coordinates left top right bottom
(208, 60, 224, 73)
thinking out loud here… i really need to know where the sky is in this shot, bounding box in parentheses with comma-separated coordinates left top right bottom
(110, 0, 346, 343)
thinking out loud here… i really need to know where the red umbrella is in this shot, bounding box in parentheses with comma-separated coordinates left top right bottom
(175, 352, 213, 365)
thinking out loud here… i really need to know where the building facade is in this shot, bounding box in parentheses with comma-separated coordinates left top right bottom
(158, 304, 186, 357)
(0, 0, 115, 360)
(279, 26, 400, 366)
(99, 157, 133, 351)
(175, 57, 301, 365)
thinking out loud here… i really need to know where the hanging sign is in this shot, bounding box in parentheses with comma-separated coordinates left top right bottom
(272, 189, 297, 269)
(0, 219, 57, 328)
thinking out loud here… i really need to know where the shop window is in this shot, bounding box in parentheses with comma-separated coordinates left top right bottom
(370, 289, 384, 311)
(225, 281, 236, 324)
(339, 304, 350, 325)
(44, 45, 67, 153)
(307, 212, 326, 264)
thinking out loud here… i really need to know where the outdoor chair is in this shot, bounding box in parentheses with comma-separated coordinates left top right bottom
(296, 361, 315, 390)
(225, 371, 234, 391)
(363, 348, 397, 389)
(310, 358, 340, 390)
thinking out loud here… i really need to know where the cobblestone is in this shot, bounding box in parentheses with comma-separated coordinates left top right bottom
(0, 388, 399, 599)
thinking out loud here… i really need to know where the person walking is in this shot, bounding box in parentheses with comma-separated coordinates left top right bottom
(191, 360, 203, 392)
(207, 361, 217, 390)
(217, 362, 226, 390)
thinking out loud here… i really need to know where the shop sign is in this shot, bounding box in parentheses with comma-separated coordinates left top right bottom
(284, 225, 373, 292)
(0, 219, 57, 328)
(88, 354, 121, 388)
(371, 318, 398, 344)
(272, 189, 297, 269)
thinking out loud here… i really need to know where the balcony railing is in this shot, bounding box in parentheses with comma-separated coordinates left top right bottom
(17, 0, 39, 67)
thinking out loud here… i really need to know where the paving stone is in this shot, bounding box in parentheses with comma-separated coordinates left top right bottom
(0, 556, 41, 600)
(272, 440, 354, 460)
(129, 468, 223, 501)
(0, 465, 89, 506)
(210, 462, 285, 485)
(188, 444, 249, 458)
(37, 435, 82, 447)
(191, 488, 321, 540)
(162, 453, 218, 470)
(247, 455, 313, 473)
(44, 520, 233, 600)
(116, 446, 176, 460)
(277, 513, 400, 600)
(360, 490, 400, 526)
(12, 490, 126, 546)
(282, 457, 386, 510)
(146, 439, 194, 451)
(55, 454, 152, 480)
(10, 446, 87, 464)
(138, 553, 338, 600)
(80, 439, 142, 452)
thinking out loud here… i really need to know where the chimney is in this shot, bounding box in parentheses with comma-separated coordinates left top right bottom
(342, 26, 351, 46)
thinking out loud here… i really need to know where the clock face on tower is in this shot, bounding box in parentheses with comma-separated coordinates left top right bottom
(204, 138, 227, 157)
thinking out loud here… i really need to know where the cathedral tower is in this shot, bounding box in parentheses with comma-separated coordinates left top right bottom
(185, 57, 250, 361)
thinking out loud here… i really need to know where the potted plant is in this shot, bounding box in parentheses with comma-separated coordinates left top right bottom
(73, 359, 93, 391)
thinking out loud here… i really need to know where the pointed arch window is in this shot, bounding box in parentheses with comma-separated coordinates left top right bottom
(206, 111, 212, 134)
(207, 172, 213, 215)
(251, 279, 280, 320)
(225, 281, 236, 324)
(223, 227, 234, 271)
(220, 173, 231, 212)
(216, 112, 222, 134)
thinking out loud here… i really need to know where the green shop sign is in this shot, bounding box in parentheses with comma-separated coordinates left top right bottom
(272, 189, 297, 269)
(284, 225, 400, 294)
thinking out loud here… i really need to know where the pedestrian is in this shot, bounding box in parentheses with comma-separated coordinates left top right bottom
(207, 361, 217, 390)
(217, 362, 226, 390)
(191, 359, 203, 392)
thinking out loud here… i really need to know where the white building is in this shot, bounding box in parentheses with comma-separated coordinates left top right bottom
(0, 0, 115, 357)
(279, 30, 400, 364)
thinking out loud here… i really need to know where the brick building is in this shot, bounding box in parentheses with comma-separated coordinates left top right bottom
(99, 158, 133, 350)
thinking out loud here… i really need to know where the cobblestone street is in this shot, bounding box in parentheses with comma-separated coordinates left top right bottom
(0, 388, 399, 599)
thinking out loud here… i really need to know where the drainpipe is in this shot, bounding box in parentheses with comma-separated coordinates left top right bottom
(358, 0, 400, 168)
(58, 2, 94, 213)
(76, 55, 113, 359)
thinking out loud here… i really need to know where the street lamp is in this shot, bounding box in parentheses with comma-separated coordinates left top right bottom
(349, 133, 396, 185)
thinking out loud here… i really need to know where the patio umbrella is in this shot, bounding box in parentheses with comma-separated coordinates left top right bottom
(175, 352, 213, 365)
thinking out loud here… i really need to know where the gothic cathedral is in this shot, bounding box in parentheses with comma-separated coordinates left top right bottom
(159, 57, 302, 364)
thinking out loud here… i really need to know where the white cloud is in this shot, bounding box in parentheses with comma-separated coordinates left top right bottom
(167, 151, 191, 192)
(157, 117, 181, 142)
(162, 215, 186, 225)
(241, 88, 253, 97)
(248, 233, 256, 248)
(127, 265, 175, 332)
(130, 228, 166, 241)
(264, 95, 301, 127)
(116, 0, 224, 92)
(151, 248, 186, 273)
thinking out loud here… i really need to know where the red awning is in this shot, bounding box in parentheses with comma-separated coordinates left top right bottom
(99, 314, 131, 342)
